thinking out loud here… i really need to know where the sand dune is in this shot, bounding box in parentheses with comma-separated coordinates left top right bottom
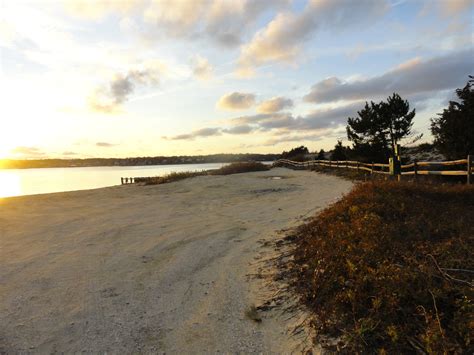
(0, 168, 352, 353)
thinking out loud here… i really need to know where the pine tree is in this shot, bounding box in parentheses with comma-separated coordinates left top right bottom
(431, 76, 474, 159)
(317, 149, 326, 160)
(346, 93, 415, 162)
(330, 140, 349, 161)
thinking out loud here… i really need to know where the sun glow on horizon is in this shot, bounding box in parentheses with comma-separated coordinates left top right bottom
(0, 0, 471, 158)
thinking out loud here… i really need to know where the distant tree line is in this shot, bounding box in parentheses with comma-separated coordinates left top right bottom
(0, 153, 280, 170)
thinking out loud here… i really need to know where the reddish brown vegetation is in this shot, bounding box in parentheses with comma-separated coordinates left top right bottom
(209, 161, 270, 175)
(142, 162, 269, 185)
(143, 171, 206, 185)
(285, 181, 473, 353)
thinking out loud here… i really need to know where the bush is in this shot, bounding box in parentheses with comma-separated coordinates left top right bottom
(281, 146, 310, 162)
(140, 171, 206, 185)
(210, 161, 270, 175)
(284, 182, 473, 353)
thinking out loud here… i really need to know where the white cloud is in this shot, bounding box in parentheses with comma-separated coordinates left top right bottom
(96, 142, 117, 147)
(166, 127, 222, 140)
(192, 55, 213, 81)
(10, 146, 45, 157)
(419, 0, 474, 17)
(89, 60, 165, 113)
(216, 92, 256, 111)
(164, 101, 362, 141)
(256, 96, 293, 113)
(303, 50, 474, 104)
(143, 0, 289, 47)
(64, 0, 144, 20)
(237, 0, 388, 76)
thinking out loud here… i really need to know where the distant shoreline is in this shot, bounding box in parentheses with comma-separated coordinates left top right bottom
(0, 154, 279, 170)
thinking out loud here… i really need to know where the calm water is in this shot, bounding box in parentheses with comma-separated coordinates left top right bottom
(0, 163, 231, 198)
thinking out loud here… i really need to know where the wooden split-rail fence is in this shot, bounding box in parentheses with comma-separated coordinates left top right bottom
(273, 154, 473, 184)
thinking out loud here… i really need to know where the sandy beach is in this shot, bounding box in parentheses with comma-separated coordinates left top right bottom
(0, 168, 352, 353)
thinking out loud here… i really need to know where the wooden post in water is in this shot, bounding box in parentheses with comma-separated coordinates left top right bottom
(468, 155, 472, 185)
(121, 177, 124, 185)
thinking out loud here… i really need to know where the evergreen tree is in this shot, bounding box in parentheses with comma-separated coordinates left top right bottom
(317, 149, 326, 160)
(347, 93, 415, 162)
(431, 76, 474, 159)
(281, 146, 309, 161)
(330, 140, 349, 160)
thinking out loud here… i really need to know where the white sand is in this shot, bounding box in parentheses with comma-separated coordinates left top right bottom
(0, 168, 352, 353)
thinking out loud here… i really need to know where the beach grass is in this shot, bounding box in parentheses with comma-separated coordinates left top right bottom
(142, 171, 207, 185)
(210, 161, 270, 175)
(141, 161, 270, 185)
(280, 181, 473, 353)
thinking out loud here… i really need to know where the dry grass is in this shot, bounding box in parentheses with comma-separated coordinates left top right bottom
(210, 161, 270, 175)
(138, 171, 207, 185)
(281, 181, 473, 353)
(245, 305, 262, 323)
(136, 162, 269, 185)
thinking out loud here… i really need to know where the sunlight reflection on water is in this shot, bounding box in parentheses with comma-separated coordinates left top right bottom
(0, 163, 233, 198)
(0, 171, 22, 198)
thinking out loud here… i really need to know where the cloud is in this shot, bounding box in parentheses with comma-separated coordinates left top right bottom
(262, 131, 336, 146)
(89, 61, 164, 113)
(222, 125, 254, 134)
(237, 0, 388, 76)
(164, 101, 362, 141)
(256, 96, 293, 113)
(192, 55, 213, 81)
(10, 146, 45, 157)
(143, 0, 289, 47)
(64, 0, 144, 20)
(303, 50, 474, 104)
(231, 103, 361, 131)
(166, 127, 222, 140)
(96, 142, 116, 147)
(216, 92, 256, 111)
(440, 0, 473, 15)
(62, 151, 78, 156)
(419, 0, 474, 17)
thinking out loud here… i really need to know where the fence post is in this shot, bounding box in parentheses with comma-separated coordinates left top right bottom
(414, 160, 418, 183)
(468, 155, 472, 185)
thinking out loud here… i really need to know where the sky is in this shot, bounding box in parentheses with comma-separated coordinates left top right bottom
(0, 0, 473, 159)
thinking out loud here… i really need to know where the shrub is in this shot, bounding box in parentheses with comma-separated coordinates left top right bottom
(284, 181, 473, 353)
(281, 146, 310, 162)
(140, 171, 206, 185)
(210, 161, 270, 175)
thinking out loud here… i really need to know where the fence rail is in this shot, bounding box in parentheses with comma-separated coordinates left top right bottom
(273, 155, 473, 184)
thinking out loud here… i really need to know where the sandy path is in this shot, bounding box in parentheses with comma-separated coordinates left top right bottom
(0, 168, 352, 353)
